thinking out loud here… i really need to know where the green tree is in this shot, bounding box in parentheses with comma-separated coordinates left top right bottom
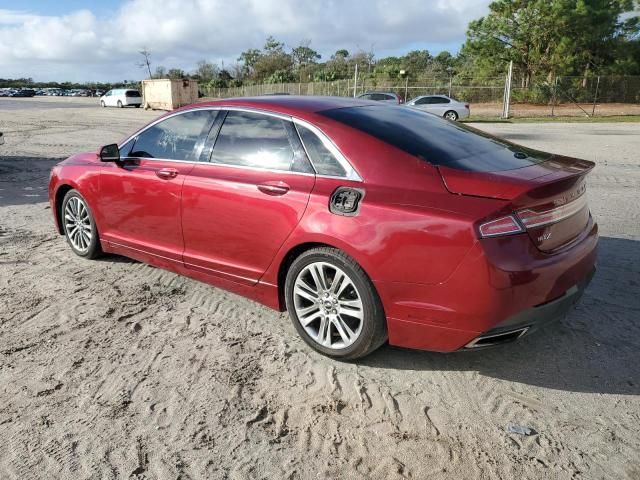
(237, 48, 262, 77)
(291, 40, 321, 66)
(194, 60, 218, 83)
(332, 49, 349, 60)
(463, 0, 639, 85)
(167, 68, 186, 79)
(403, 50, 433, 77)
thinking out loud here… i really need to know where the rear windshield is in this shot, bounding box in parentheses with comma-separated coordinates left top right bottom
(320, 105, 551, 172)
(125, 90, 141, 97)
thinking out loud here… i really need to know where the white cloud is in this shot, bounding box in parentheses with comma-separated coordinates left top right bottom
(0, 0, 490, 81)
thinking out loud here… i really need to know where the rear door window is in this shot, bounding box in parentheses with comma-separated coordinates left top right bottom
(129, 110, 216, 161)
(431, 96, 450, 104)
(320, 105, 550, 172)
(211, 110, 308, 172)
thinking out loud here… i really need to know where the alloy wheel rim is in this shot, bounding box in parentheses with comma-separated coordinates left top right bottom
(293, 261, 364, 349)
(64, 197, 92, 252)
(445, 112, 457, 120)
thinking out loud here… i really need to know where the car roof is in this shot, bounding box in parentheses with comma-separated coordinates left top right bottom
(177, 96, 379, 118)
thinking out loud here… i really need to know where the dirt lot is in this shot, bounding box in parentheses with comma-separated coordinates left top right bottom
(1, 96, 639, 479)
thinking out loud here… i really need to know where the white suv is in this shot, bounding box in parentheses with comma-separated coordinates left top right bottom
(99, 89, 142, 108)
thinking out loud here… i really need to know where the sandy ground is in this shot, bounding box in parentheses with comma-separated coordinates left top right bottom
(1, 96, 639, 479)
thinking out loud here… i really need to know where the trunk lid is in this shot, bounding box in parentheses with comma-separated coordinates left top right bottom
(438, 156, 595, 252)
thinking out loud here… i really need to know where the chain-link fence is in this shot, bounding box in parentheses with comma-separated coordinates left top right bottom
(200, 74, 640, 118)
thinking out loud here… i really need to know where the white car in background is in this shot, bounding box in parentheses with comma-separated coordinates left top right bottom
(406, 95, 470, 121)
(99, 89, 142, 108)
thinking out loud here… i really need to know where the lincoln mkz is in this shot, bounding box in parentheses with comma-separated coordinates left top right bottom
(49, 97, 597, 359)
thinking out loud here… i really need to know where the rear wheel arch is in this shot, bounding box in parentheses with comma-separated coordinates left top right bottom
(277, 242, 329, 310)
(282, 244, 387, 358)
(276, 241, 377, 311)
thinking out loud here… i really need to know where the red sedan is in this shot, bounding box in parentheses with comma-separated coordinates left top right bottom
(49, 96, 597, 359)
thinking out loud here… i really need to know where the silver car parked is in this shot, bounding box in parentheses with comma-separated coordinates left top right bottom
(406, 95, 469, 121)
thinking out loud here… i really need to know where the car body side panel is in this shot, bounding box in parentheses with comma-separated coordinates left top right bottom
(98, 159, 194, 261)
(181, 164, 315, 285)
(259, 176, 480, 290)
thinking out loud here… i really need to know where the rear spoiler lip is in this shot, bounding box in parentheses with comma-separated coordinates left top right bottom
(437, 155, 595, 202)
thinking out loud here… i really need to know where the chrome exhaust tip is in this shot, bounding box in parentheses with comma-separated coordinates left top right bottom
(464, 327, 530, 349)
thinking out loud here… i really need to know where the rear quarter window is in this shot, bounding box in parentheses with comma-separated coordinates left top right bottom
(320, 105, 550, 172)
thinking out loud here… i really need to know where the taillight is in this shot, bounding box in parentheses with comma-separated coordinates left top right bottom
(517, 194, 588, 228)
(464, 104, 470, 110)
(478, 215, 524, 238)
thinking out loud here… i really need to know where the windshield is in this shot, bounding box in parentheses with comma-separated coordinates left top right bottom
(320, 105, 551, 172)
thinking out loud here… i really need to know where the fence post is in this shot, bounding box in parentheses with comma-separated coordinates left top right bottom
(551, 76, 558, 117)
(404, 76, 409, 102)
(502, 60, 513, 119)
(591, 76, 600, 117)
(353, 64, 358, 97)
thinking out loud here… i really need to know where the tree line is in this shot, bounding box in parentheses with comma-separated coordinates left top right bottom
(2, 0, 638, 91)
(151, 0, 640, 89)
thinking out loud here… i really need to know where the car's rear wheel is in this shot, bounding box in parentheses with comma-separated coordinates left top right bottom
(285, 247, 387, 359)
(134, 104, 141, 108)
(62, 190, 102, 259)
(117, 100, 123, 108)
(100, 100, 105, 107)
(444, 110, 458, 121)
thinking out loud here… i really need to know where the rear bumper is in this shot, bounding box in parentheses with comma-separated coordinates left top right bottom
(463, 266, 595, 348)
(378, 216, 598, 352)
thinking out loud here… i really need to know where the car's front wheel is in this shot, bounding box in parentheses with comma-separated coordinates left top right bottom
(117, 100, 123, 108)
(285, 247, 387, 359)
(444, 110, 458, 121)
(100, 100, 105, 107)
(61, 190, 102, 259)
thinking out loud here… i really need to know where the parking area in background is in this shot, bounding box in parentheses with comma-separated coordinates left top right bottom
(0, 98, 639, 479)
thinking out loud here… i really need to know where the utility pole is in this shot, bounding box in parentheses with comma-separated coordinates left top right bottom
(502, 60, 513, 119)
(353, 64, 358, 97)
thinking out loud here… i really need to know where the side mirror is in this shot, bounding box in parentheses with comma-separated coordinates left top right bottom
(99, 143, 120, 162)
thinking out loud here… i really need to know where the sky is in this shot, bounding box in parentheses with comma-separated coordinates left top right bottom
(0, 0, 491, 82)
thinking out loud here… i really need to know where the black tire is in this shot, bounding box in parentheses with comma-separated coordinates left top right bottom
(100, 100, 105, 107)
(444, 110, 458, 121)
(134, 104, 141, 108)
(61, 189, 102, 259)
(117, 100, 123, 108)
(285, 247, 387, 360)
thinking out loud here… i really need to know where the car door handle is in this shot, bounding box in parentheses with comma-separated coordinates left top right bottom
(257, 182, 290, 196)
(156, 168, 179, 180)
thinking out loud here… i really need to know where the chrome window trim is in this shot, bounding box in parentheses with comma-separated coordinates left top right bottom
(118, 105, 362, 182)
(292, 118, 362, 181)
